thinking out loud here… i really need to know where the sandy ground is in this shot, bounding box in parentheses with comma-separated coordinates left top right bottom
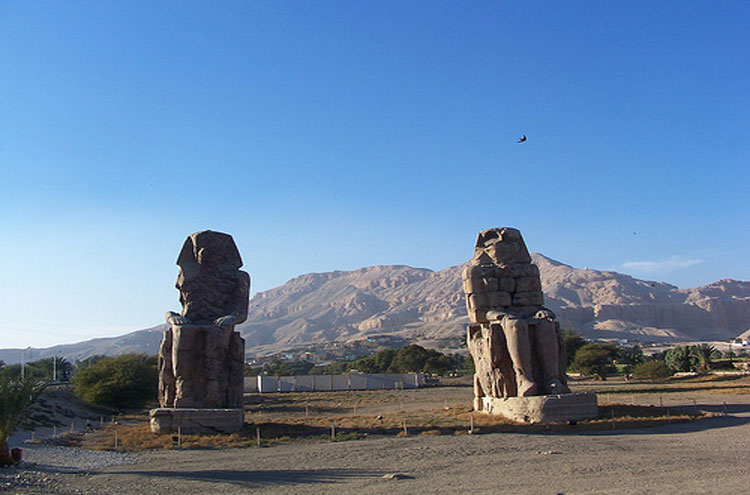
(6, 384, 750, 495)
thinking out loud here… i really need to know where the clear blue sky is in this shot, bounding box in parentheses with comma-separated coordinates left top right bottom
(1, 1, 748, 349)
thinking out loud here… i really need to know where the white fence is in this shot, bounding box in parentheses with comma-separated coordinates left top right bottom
(245, 372, 426, 393)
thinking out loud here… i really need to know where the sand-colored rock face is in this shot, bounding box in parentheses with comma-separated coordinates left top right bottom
(232, 256, 749, 355)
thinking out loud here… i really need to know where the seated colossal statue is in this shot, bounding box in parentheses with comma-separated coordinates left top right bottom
(158, 230, 249, 410)
(464, 227, 569, 408)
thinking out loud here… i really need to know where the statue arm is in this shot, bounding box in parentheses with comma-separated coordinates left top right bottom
(486, 309, 507, 321)
(213, 271, 250, 327)
(165, 311, 190, 326)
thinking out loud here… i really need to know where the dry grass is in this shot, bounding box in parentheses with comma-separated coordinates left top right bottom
(65, 403, 711, 451)
(43, 376, 740, 452)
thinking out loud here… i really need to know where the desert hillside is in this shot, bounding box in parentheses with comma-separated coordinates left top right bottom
(3, 254, 748, 363)
(236, 253, 749, 354)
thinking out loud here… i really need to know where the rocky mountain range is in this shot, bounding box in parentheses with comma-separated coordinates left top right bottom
(2, 253, 748, 364)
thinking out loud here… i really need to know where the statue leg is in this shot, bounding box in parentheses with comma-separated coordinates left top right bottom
(158, 328, 175, 407)
(500, 316, 537, 396)
(533, 319, 568, 393)
(473, 374, 483, 411)
(204, 326, 232, 407)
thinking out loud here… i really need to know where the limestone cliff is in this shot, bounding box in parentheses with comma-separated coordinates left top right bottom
(236, 254, 750, 353)
(3, 254, 747, 364)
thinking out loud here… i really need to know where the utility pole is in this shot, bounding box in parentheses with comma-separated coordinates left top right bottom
(21, 347, 32, 380)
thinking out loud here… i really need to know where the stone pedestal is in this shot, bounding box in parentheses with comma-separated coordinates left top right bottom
(149, 408, 245, 434)
(478, 392, 598, 424)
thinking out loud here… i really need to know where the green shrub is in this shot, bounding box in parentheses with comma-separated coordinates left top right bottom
(561, 329, 587, 366)
(665, 346, 695, 372)
(1, 375, 47, 466)
(691, 343, 718, 372)
(632, 360, 672, 381)
(73, 354, 157, 410)
(617, 346, 645, 366)
(570, 344, 616, 380)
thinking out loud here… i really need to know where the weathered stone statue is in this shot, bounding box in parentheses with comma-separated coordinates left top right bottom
(464, 227, 596, 423)
(151, 230, 249, 433)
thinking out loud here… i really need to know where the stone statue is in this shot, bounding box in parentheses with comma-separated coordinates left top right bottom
(464, 227, 569, 410)
(157, 230, 249, 416)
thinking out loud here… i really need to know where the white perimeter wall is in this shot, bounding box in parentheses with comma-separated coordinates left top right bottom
(247, 373, 426, 393)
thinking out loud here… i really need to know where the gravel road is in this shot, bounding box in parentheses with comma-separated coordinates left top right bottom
(3, 392, 750, 494)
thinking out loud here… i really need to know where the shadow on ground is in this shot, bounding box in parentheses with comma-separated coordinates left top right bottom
(108, 468, 387, 488)
(560, 410, 750, 437)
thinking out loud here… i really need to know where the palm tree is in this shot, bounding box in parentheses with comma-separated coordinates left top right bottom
(0, 375, 47, 466)
(691, 344, 718, 373)
(32, 357, 73, 381)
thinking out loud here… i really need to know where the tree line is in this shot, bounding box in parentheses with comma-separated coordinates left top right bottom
(247, 345, 471, 377)
(562, 330, 727, 380)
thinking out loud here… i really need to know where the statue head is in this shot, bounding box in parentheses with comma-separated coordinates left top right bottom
(176, 230, 243, 283)
(473, 227, 531, 266)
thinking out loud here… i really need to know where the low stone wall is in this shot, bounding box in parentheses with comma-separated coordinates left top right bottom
(249, 372, 426, 393)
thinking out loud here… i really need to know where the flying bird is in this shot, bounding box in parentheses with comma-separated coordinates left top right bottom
(518, 134, 527, 143)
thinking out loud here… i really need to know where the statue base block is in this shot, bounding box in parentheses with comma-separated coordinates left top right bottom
(478, 392, 598, 424)
(149, 408, 245, 434)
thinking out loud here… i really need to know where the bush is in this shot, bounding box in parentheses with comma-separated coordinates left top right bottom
(1, 375, 47, 466)
(617, 346, 645, 366)
(260, 359, 315, 376)
(691, 343, 718, 372)
(665, 346, 695, 373)
(561, 329, 587, 366)
(632, 361, 672, 381)
(570, 344, 616, 380)
(73, 354, 157, 411)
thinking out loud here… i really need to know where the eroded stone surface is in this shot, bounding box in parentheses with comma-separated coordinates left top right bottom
(464, 228, 571, 407)
(149, 408, 245, 434)
(156, 231, 248, 416)
(480, 392, 598, 424)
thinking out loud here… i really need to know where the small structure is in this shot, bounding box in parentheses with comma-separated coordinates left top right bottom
(463, 227, 596, 423)
(150, 230, 249, 434)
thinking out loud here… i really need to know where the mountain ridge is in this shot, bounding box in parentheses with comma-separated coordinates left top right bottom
(2, 253, 748, 364)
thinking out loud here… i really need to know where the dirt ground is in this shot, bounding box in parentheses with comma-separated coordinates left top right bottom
(7, 378, 750, 494)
